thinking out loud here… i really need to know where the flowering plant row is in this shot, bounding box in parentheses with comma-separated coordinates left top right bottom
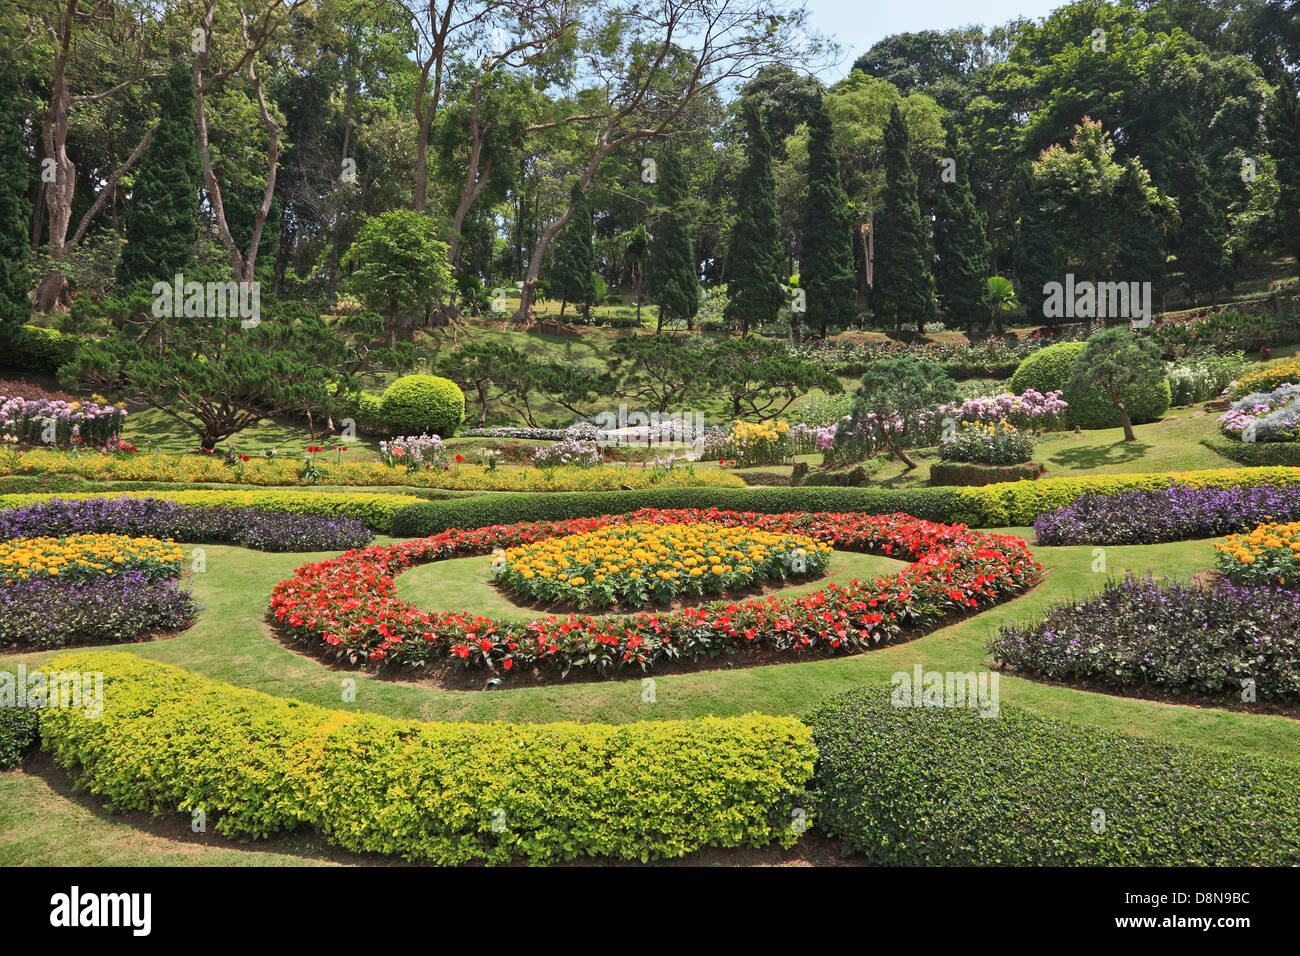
(940, 421, 1036, 465)
(1218, 383, 1300, 444)
(1214, 520, 1300, 588)
(0, 533, 185, 584)
(0, 390, 127, 446)
(269, 509, 1040, 680)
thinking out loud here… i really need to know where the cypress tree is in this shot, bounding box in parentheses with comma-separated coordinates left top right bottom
(648, 151, 700, 331)
(117, 61, 200, 287)
(1113, 160, 1169, 309)
(0, 69, 31, 345)
(801, 93, 857, 339)
(1154, 117, 1230, 304)
(872, 104, 931, 334)
(1011, 163, 1064, 332)
(550, 180, 595, 319)
(1268, 76, 1300, 282)
(933, 127, 990, 334)
(724, 100, 785, 336)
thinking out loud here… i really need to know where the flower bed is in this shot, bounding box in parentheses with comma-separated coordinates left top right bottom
(1033, 483, 1300, 545)
(0, 496, 373, 551)
(1218, 383, 1300, 443)
(0, 532, 185, 584)
(1, 449, 744, 491)
(990, 575, 1300, 703)
(1229, 358, 1300, 400)
(493, 521, 831, 610)
(0, 390, 127, 446)
(269, 509, 1040, 679)
(940, 421, 1035, 465)
(1214, 520, 1300, 587)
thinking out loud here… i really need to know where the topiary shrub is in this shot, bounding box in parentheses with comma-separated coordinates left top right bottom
(377, 374, 465, 438)
(1009, 339, 1170, 429)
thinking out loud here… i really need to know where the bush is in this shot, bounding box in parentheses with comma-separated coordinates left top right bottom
(0, 706, 40, 769)
(1007, 341, 1085, 396)
(930, 461, 1045, 487)
(0, 325, 76, 375)
(1166, 351, 1253, 406)
(1, 573, 198, 649)
(940, 421, 1035, 464)
(1200, 436, 1300, 466)
(806, 686, 1300, 864)
(1008, 339, 1171, 429)
(37, 651, 817, 864)
(378, 374, 465, 438)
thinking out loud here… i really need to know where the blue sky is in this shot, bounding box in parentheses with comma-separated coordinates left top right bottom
(805, 0, 1068, 77)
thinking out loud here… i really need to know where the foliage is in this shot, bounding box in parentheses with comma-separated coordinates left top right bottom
(940, 421, 1035, 465)
(1065, 327, 1171, 434)
(724, 101, 785, 335)
(0, 70, 31, 345)
(378, 374, 466, 439)
(0, 707, 39, 770)
(800, 94, 858, 337)
(551, 182, 596, 319)
(933, 128, 991, 331)
(340, 211, 453, 340)
(647, 152, 700, 328)
(848, 355, 960, 465)
(872, 104, 932, 333)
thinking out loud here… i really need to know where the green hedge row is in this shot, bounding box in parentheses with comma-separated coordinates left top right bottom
(391, 466, 1300, 534)
(36, 652, 817, 864)
(0, 325, 77, 375)
(0, 707, 40, 769)
(1199, 437, 1300, 467)
(806, 687, 1300, 865)
(928, 461, 1046, 487)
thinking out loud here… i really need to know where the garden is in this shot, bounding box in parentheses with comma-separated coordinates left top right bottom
(2, 0, 1300, 883)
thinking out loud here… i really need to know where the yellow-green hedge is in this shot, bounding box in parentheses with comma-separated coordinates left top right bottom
(36, 652, 817, 864)
(948, 466, 1300, 526)
(0, 490, 425, 532)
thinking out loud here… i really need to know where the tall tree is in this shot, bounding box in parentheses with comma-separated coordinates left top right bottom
(872, 103, 931, 334)
(0, 69, 31, 344)
(724, 100, 785, 335)
(116, 63, 200, 288)
(933, 126, 990, 334)
(1011, 163, 1063, 330)
(1269, 75, 1300, 281)
(647, 151, 699, 331)
(1151, 116, 1230, 303)
(801, 93, 857, 338)
(550, 180, 595, 319)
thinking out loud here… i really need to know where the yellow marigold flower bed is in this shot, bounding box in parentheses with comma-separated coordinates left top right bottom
(0, 533, 186, 585)
(493, 520, 831, 610)
(1213, 520, 1300, 587)
(1231, 359, 1300, 399)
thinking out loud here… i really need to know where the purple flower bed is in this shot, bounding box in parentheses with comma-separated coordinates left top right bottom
(0, 571, 199, 649)
(989, 575, 1300, 702)
(0, 497, 372, 552)
(1033, 483, 1300, 545)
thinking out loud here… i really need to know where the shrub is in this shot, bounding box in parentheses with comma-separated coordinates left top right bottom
(1200, 436, 1300, 466)
(1009, 339, 1171, 429)
(930, 461, 1045, 487)
(1166, 351, 1253, 406)
(806, 686, 1300, 864)
(940, 421, 1035, 464)
(378, 374, 465, 438)
(37, 651, 817, 864)
(1007, 341, 1084, 396)
(0, 325, 76, 375)
(990, 575, 1300, 702)
(0, 706, 39, 769)
(1034, 482, 1300, 545)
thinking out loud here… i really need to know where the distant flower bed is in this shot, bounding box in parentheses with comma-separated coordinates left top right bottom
(532, 434, 603, 468)
(0, 496, 372, 552)
(1218, 383, 1300, 443)
(462, 423, 607, 441)
(990, 575, 1300, 703)
(0, 448, 744, 491)
(1214, 521, 1300, 588)
(0, 389, 127, 446)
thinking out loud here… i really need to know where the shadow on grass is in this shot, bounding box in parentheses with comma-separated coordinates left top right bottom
(1048, 440, 1152, 470)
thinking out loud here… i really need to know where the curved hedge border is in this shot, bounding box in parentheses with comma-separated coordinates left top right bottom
(35, 652, 816, 864)
(270, 509, 1040, 678)
(1200, 436, 1300, 467)
(390, 466, 1300, 534)
(807, 687, 1300, 865)
(0, 490, 427, 533)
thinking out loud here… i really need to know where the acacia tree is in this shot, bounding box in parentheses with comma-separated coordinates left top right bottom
(1066, 327, 1166, 442)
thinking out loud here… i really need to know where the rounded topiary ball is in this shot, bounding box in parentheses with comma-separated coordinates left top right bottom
(1010, 340, 1170, 429)
(1008, 341, 1085, 396)
(378, 374, 465, 438)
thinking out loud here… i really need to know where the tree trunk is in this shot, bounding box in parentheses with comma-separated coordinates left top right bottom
(1116, 401, 1136, 442)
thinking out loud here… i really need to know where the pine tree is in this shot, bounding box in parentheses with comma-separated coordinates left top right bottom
(1154, 117, 1230, 304)
(872, 104, 931, 334)
(117, 62, 200, 287)
(1011, 164, 1064, 332)
(550, 181, 595, 319)
(1113, 161, 1169, 307)
(648, 151, 700, 331)
(0, 69, 31, 345)
(724, 100, 785, 335)
(933, 127, 991, 334)
(801, 94, 857, 339)
(1268, 76, 1300, 283)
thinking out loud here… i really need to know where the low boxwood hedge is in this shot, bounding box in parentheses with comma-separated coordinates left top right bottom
(1200, 437, 1300, 467)
(36, 652, 817, 864)
(806, 687, 1300, 865)
(0, 490, 428, 533)
(0, 707, 40, 769)
(929, 461, 1046, 487)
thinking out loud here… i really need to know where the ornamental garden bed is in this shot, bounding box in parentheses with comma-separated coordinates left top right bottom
(268, 508, 1041, 686)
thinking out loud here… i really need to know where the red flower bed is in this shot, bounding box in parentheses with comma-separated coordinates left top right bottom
(268, 508, 1041, 680)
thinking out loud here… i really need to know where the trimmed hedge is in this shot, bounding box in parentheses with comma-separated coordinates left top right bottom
(391, 466, 1300, 534)
(1008, 341, 1083, 397)
(806, 687, 1300, 865)
(1009, 339, 1171, 429)
(929, 461, 1045, 487)
(37, 652, 816, 864)
(0, 706, 40, 769)
(0, 490, 427, 533)
(1200, 437, 1300, 467)
(379, 374, 466, 438)
(0, 325, 76, 375)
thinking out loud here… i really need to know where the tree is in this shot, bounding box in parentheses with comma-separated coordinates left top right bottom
(550, 181, 595, 319)
(724, 101, 785, 335)
(116, 63, 200, 288)
(801, 94, 858, 338)
(65, 300, 389, 451)
(341, 211, 453, 347)
(1065, 327, 1165, 442)
(848, 354, 959, 468)
(438, 341, 531, 426)
(705, 336, 842, 419)
(872, 103, 931, 334)
(1011, 163, 1063, 329)
(0, 69, 30, 345)
(1151, 116, 1229, 303)
(648, 152, 700, 331)
(932, 127, 990, 334)
(609, 335, 706, 413)
(1269, 75, 1300, 281)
